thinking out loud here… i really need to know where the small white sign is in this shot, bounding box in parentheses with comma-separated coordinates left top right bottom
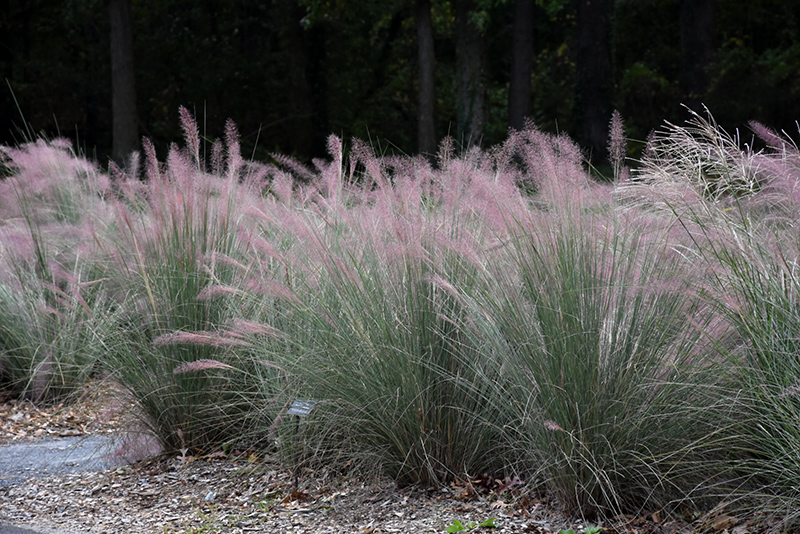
(287, 399, 317, 417)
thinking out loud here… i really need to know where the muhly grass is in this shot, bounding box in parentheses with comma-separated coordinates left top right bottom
(222, 124, 729, 517)
(8, 107, 800, 524)
(290, 230, 508, 486)
(0, 261, 118, 402)
(707, 184, 800, 527)
(93, 109, 290, 452)
(707, 230, 800, 528)
(0, 138, 111, 226)
(499, 213, 722, 517)
(0, 138, 115, 401)
(626, 112, 800, 528)
(223, 137, 518, 485)
(439, 132, 730, 519)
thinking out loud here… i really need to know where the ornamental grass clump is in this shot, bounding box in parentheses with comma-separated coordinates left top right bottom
(615, 109, 800, 528)
(0, 138, 115, 402)
(236, 136, 515, 485)
(653, 119, 800, 530)
(496, 212, 720, 518)
(0, 264, 117, 402)
(98, 108, 286, 453)
(705, 229, 800, 529)
(448, 126, 725, 519)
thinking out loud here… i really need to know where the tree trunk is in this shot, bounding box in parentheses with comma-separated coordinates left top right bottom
(509, 0, 534, 131)
(109, 0, 138, 165)
(278, 1, 316, 158)
(455, 0, 487, 149)
(0, 0, 14, 138)
(305, 22, 330, 158)
(416, 0, 437, 157)
(572, 0, 613, 160)
(680, 0, 715, 112)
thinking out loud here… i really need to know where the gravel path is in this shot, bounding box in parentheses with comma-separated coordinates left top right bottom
(0, 435, 119, 488)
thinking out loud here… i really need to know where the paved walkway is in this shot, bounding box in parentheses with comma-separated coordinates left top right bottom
(0, 435, 116, 488)
(0, 435, 118, 534)
(0, 525, 85, 534)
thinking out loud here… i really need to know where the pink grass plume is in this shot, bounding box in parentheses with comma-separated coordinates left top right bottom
(173, 359, 236, 375)
(153, 331, 252, 348)
(543, 419, 564, 432)
(608, 110, 627, 181)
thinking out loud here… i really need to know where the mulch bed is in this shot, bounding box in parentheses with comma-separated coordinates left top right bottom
(0, 380, 757, 534)
(0, 379, 130, 445)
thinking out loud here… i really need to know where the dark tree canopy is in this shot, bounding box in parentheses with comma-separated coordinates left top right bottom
(1, 0, 799, 165)
(509, 0, 534, 131)
(416, 0, 437, 156)
(109, 0, 138, 165)
(572, 0, 613, 159)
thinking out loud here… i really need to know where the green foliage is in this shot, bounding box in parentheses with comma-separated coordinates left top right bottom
(446, 517, 497, 532)
(268, 198, 508, 484)
(10, 107, 800, 527)
(0, 267, 115, 402)
(97, 115, 292, 453)
(696, 226, 800, 530)
(558, 527, 602, 534)
(473, 212, 720, 516)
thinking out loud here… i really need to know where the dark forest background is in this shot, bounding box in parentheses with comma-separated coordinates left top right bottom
(1, 0, 799, 167)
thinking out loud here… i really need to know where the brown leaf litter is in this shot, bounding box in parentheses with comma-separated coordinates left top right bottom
(0, 379, 131, 445)
(0, 380, 762, 534)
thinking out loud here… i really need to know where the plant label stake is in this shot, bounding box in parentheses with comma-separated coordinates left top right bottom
(287, 399, 316, 493)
